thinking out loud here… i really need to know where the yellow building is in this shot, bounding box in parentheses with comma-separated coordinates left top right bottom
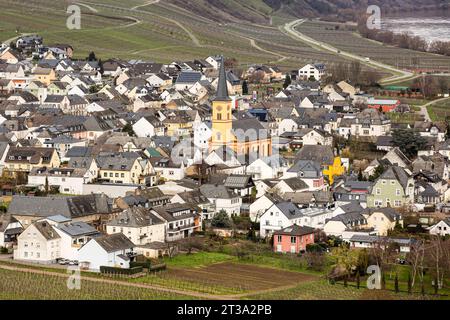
(4, 147, 60, 178)
(33, 67, 56, 86)
(323, 156, 346, 185)
(210, 57, 271, 162)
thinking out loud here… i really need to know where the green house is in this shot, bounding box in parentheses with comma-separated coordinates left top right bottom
(367, 166, 414, 208)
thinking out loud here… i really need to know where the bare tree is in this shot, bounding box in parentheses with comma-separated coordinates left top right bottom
(406, 239, 425, 288)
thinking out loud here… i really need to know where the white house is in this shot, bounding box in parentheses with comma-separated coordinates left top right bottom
(0, 214, 23, 248)
(54, 221, 100, 260)
(77, 233, 135, 271)
(199, 184, 242, 216)
(193, 121, 212, 151)
(298, 63, 326, 80)
(259, 202, 303, 238)
(249, 193, 283, 223)
(14, 221, 61, 264)
(106, 207, 166, 245)
(133, 116, 165, 138)
(429, 218, 450, 236)
(246, 156, 286, 180)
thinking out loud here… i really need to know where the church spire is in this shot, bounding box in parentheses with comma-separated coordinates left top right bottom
(214, 56, 231, 101)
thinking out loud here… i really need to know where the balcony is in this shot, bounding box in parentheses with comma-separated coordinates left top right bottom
(168, 223, 196, 233)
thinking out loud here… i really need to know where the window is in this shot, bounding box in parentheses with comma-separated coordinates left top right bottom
(277, 235, 282, 242)
(376, 188, 381, 195)
(394, 200, 401, 207)
(396, 189, 401, 196)
(290, 236, 296, 244)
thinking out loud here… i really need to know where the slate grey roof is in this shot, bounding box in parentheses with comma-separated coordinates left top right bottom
(274, 224, 315, 236)
(93, 233, 135, 253)
(56, 222, 99, 237)
(362, 207, 402, 222)
(224, 175, 254, 189)
(200, 184, 234, 199)
(295, 145, 334, 166)
(339, 202, 364, 214)
(34, 221, 60, 241)
(0, 214, 20, 233)
(379, 166, 411, 190)
(175, 190, 209, 205)
(213, 56, 230, 102)
(8, 194, 111, 219)
(108, 207, 164, 228)
(176, 71, 202, 84)
(281, 177, 309, 191)
(96, 153, 139, 171)
(232, 118, 268, 141)
(151, 204, 197, 222)
(275, 202, 304, 219)
(329, 212, 366, 226)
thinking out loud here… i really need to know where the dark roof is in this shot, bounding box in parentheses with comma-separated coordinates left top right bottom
(274, 224, 315, 236)
(176, 71, 202, 84)
(56, 222, 99, 237)
(295, 145, 335, 166)
(108, 207, 164, 228)
(8, 194, 111, 219)
(363, 207, 402, 222)
(34, 221, 60, 240)
(213, 56, 230, 102)
(224, 175, 254, 189)
(379, 166, 411, 190)
(93, 233, 135, 253)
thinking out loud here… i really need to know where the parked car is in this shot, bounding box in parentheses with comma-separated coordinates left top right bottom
(58, 259, 69, 265)
(69, 260, 79, 266)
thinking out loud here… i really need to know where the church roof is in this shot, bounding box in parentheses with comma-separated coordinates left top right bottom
(213, 56, 231, 102)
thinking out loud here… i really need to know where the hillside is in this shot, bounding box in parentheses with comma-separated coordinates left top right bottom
(167, 0, 449, 23)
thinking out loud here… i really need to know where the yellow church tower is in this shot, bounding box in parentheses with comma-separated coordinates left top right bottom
(210, 56, 234, 151)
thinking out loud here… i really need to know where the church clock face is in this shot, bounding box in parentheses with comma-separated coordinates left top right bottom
(217, 106, 223, 112)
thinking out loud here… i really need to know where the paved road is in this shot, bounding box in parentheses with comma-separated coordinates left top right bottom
(419, 97, 450, 122)
(2, 33, 32, 46)
(281, 19, 415, 84)
(131, 0, 160, 11)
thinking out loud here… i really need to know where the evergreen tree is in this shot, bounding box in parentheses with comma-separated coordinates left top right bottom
(87, 51, 97, 61)
(394, 273, 399, 293)
(242, 80, 249, 95)
(283, 74, 292, 89)
(381, 272, 386, 290)
(211, 210, 232, 229)
(407, 273, 412, 294)
(358, 169, 364, 181)
(122, 123, 135, 137)
(434, 276, 439, 295)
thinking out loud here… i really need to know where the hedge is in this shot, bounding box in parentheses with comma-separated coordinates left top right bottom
(99, 266, 143, 275)
(130, 261, 152, 269)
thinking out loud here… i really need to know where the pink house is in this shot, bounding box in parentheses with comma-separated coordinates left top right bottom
(273, 224, 316, 254)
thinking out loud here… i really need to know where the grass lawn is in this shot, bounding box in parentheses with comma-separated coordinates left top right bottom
(163, 251, 236, 268)
(427, 99, 450, 121)
(386, 112, 423, 124)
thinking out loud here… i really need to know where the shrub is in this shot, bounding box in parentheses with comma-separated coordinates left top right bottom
(99, 266, 143, 275)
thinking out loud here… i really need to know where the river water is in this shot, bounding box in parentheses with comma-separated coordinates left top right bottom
(381, 11, 450, 43)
